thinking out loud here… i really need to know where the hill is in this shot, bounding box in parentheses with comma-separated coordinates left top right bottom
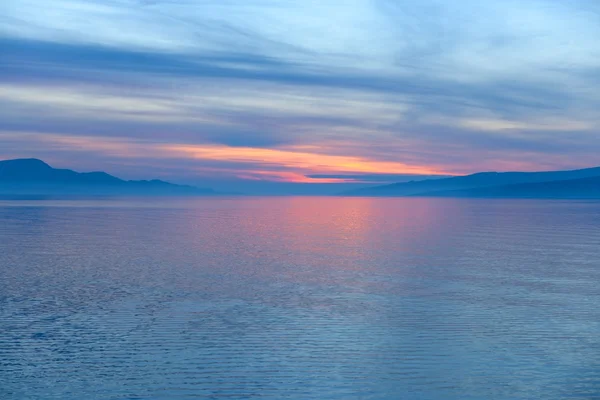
(344, 166, 600, 197)
(0, 158, 216, 196)
(422, 176, 600, 199)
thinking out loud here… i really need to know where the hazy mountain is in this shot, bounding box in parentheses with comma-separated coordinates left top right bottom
(344, 166, 600, 197)
(0, 158, 216, 196)
(421, 176, 600, 199)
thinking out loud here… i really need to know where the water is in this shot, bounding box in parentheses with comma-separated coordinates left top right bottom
(1, 197, 599, 399)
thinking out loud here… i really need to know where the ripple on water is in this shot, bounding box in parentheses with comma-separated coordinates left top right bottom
(1, 197, 599, 400)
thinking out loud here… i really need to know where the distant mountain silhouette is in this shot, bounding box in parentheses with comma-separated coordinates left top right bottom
(344, 166, 600, 198)
(0, 158, 216, 196)
(421, 176, 600, 199)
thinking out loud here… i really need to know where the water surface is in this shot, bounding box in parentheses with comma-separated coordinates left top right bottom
(1, 197, 599, 399)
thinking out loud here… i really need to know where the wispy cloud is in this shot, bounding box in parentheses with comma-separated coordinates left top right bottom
(1, 0, 599, 190)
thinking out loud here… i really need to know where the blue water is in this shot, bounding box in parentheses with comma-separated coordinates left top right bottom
(1, 197, 599, 399)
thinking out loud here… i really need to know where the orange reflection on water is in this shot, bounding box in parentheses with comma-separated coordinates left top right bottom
(225, 197, 462, 287)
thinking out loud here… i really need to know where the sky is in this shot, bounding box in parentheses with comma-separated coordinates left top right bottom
(1, 0, 599, 194)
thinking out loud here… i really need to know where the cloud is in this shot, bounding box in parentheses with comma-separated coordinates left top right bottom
(0, 130, 447, 184)
(1, 0, 600, 191)
(307, 174, 453, 183)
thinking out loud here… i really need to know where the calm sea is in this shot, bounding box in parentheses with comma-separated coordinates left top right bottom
(1, 197, 599, 399)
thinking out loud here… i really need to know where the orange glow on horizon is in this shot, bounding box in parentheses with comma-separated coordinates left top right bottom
(17, 131, 451, 183)
(163, 143, 445, 183)
(233, 169, 350, 183)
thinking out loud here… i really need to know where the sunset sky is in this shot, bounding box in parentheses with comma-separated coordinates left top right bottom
(1, 0, 599, 193)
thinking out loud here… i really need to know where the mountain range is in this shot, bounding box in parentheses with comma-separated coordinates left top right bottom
(3, 158, 600, 198)
(344, 165, 600, 198)
(0, 158, 216, 196)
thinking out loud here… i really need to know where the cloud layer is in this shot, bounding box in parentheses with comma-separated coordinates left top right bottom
(1, 0, 599, 191)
